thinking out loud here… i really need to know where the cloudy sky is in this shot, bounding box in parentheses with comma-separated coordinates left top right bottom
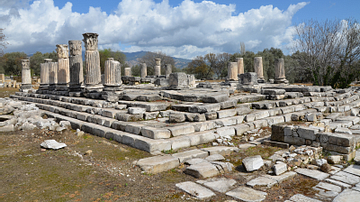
(1, 0, 359, 59)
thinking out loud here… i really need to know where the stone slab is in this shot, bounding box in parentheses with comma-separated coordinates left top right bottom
(135, 155, 179, 174)
(246, 176, 278, 188)
(324, 178, 352, 188)
(343, 164, 360, 177)
(196, 177, 237, 193)
(175, 181, 215, 200)
(313, 182, 342, 198)
(184, 161, 220, 178)
(171, 149, 209, 163)
(242, 155, 264, 172)
(289, 194, 322, 202)
(226, 186, 267, 202)
(330, 171, 360, 185)
(200, 146, 239, 156)
(332, 189, 360, 202)
(295, 168, 330, 180)
(264, 171, 297, 183)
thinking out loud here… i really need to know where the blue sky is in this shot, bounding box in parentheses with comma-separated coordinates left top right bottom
(1, 0, 359, 59)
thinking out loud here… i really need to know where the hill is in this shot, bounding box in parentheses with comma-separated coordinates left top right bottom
(123, 51, 191, 69)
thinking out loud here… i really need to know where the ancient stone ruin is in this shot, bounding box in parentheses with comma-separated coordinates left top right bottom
(4, 32, 360, 201)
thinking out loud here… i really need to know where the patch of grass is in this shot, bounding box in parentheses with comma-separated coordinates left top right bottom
(163, 149, 177, 154)
(0, 87, 19, 98)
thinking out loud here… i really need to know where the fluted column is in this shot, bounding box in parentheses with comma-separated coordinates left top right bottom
(236, 58, 244, 75)
(124, 67, 131, 77)
(165, 64, 172, 77)
(274, 58, 288, 84)
(154, 58, 161, 76)
(56, 44, 70, 91)
(69, 40, 83, 93)
(39, 59, 51, 92)
(227, 62, 238, 81)
(140, 63, 147, 78)
(20, 58, 32, 92)
(104, 58, 122, 89)
(254, 57, 264, 81)
(48, 61, 58, 91)
(82, 33, 103, 97)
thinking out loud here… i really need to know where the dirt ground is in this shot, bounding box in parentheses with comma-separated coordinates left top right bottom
(0, 88, 319, 201)
(0, 128, 320, 202)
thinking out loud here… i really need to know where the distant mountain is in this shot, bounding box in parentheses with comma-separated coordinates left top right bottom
(123, 51, 191, 69)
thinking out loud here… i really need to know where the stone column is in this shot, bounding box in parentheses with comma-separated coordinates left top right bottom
(0, 74, 4, 83)
(39, 59, 51, 92)
(254, 57, 264, 82)
(82, 33, 103, 97)
(236, 58, 244, 75)
(124, 67, 131, 77)
(56, 44, 70, 92)
(48, 61, 58, 91)
(69, 40, 83, 94)
(165, 64, 172, 77)
(274, 58, 288, 84)
(140, 63, 147, 78)
(154, 58, 161, 76)
(227, 62, 238, 81)
(102, 58, 122, 102)
(104, 58, 122, 88)
(20, 58, 32, 92)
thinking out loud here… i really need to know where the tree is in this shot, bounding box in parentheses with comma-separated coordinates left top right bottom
(292, 18, 360, 87)
(99, 48, 126, 73)
(184, 56, 212, 79)
(0, 52, 28, 75)
(30, 51, 58, 76)
(137, 51, 175, 75)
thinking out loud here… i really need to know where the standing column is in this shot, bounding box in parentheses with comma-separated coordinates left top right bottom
(104, 58, 122, 89)
(227, 62, 238, 81)
(274, 58, 288, 84)
(254, 57, 264, 82)
(69, 40, 83, 95)
(154, 58, 161, 76)
(20, 58, 32, 92)
(82, 33, 103, 97)
(124, 67, 131, 77)
(56, 44, 70, 92)
(140, 63, 147, 78)
(236, 58, 244, 75)
(39, 59, 51, 92)
(48, 61, 58, 91)
(165, 64, 172, 77)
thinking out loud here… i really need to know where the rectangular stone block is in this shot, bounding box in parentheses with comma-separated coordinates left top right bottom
(125, 123, 143, 135)
(297, 127, 319, 140)
(217, 126, 235, 137)
(234, 124, 251, 136)
(217, 109, 237, 119)
(111, 121, 127, 131)
(135, 155, 179, 174)
(171, 136, 191, 150)
(172, 149, 209, 163)
(141, 127, 171, 139)
(189, 104, 221, 113)
(169, 125, 195, 137)
(134, 137, 172, 154)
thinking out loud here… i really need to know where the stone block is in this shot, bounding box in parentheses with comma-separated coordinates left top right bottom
(134, 137, 171, 154)
(171, 136, 191, 150)
(184, 161, 220, 178)
(185, 113, 206, 122)
(116, 113, 143, 122)
(128, 107, 146, 115)
(175, 181, 216, 200)
(332, 189, 360, 202)
(205, 111, 217, 120)
(141, 127, 171, 139)
(172, 149, 209, 163)
(284, 135, 305, 145)
(201, 146, 239, 156)
(135, 155, 179, 174)
(271, 124, 286, 142)
(295, 168, 330, 180)
(297, 127, 319, 140)
(242, 155, 264, 172)
(226, 186, 267, 202)
(189, 104, 221, 113)
(217, 109, 237, 119)
(217, 126, 235, 137)
(273, 162, 287, 175)
(111, 121, 127, 131)
(327, 132, 355, 147)
(192, 121, 215, 132)
(168, 125, 195, 137)
(202, 94, 229, 103)
(169, 112, 186, 123)
(220, 99, 237, 109)
(246, 176, 278, 188)
(196, 178, 237, 193)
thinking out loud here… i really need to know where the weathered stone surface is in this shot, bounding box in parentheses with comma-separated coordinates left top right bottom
(128, 107, 146, 115)
(135, 155, 179, 174)
(324, 178, 352, 188)
(168, 125, 195, 137)
(246, 176, 278, 188)
(239, 72, 258, 85)
(332, 189, 360, 202)
(171, 136, 191, 150)
(189, 104, 221, 113)
(295, 168, 330, 180)
(185, 113, 206, 122)
(172, 149, 208, 163)
(184, 161, 220, 178)
(264, 171, 297, 183)
(226, 186, 267, 202)
(216, 126, 235, 137)
(205, 154, 225, 161)
(343, 165, 360, 177)
(197, 178, 237, 193)
(141, 127, 171, 139)
(242, 155, 264, 172)
(313, 182, 342, 198)
(175, 181, 216, 200)
(289, 194, 322, 202)
(273, 162, 287, 176)
(330, 171, 360, 185)
(169, 112, 186, 123)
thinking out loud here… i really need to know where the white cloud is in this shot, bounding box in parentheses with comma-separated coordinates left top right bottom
(1, 0, 308, 59)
